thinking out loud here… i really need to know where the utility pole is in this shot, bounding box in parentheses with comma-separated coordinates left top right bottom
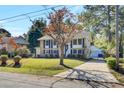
(115, 5, 119, 70)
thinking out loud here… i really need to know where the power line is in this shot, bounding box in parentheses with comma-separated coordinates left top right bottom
(0, 5, 63, 22)
(2, 13, 45, 24)
(1, 6, 77, 25)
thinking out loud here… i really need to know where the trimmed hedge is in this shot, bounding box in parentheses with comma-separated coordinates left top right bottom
(105, 57, 124, 69)
(0, 55, 8, 66)
(13, 55, 22, 67)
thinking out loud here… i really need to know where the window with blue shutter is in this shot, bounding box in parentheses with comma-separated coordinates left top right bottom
(51, 40, 53, 48)
(71, 49, 72, 55)
(82, 38, 85, 48)
(71, 41, 72, 48)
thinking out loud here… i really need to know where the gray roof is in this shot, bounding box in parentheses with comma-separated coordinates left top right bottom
(14, 36, 29, 45)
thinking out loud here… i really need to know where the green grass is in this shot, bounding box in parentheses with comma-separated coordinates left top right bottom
(111, 69, 124, 83)
(0, 58, 83, 76)
(105, 57, 124, 83)
(109, 64, 124, 83)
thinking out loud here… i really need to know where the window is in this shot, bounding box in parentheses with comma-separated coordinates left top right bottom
(54, 50, 56, 53)
(78, 50, 82, 54)
(78, 39, 82, 45)
(73, 49, 77, 54)
(54, 50, 58, 54)
(45, 40, 49, 46)
(73, 39, 77, 45)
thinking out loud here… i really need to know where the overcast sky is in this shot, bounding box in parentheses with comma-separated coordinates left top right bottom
(0, 5, 84, 36)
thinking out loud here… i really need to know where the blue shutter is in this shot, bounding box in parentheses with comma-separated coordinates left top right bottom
(49, 40, 50, 54)
(71, 41, 72, 48)
(71, 49, 72, 55)
(51, 40, 53, 54)
(51, 40, 53, 48)
(43, 40, 45, 48)
(49, 40, 50, 48)
(82, 38, 85, 48)
(43, 40, 45, 54)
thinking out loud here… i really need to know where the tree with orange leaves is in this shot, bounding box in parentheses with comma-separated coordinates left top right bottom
(44, 7, 81, 66)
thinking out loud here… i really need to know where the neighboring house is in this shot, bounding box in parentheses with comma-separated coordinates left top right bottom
(0, 36, 29, 53)
(0, 28, 11, 37)
(14, 36, 29, 48)
(0, 37, 19, 53)
(35, 31, 91, 57)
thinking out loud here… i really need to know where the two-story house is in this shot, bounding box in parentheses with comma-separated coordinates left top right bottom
(35, 31, 91, 58)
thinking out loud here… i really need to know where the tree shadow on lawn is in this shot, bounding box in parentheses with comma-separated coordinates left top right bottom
(64, 58, 89, 62)
(50, 64, 124, 88)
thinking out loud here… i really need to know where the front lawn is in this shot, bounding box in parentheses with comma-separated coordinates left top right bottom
(0, 58, 83, 76)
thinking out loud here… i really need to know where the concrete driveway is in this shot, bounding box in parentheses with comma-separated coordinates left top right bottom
(54, 60, 118, 83)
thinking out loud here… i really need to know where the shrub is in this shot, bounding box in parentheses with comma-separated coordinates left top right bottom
(0, 55, 8, 66)
(72, 54, 76, 58)
(15, 48, 31, 58)
(80, 55, 87, 59)
(105, 57, 124, 69)
(54, 54, 59, 58)
(13, 55, 22, 67)
(77, 54, 82, 58)
(107, 58, 116, 69)
(45, 54, 49, 58)
(67, 54, 72, 58)
(105, 57, 124, 63)
(49, 54, 54, 58)
(0, 48, 8, 55)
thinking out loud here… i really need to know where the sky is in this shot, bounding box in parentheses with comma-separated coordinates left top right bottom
(0, 5, 84, 36)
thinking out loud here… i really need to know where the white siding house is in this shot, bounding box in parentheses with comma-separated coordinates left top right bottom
(35, 31, 91, 58)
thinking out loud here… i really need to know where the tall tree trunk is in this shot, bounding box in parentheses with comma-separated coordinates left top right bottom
(119, 27, 123, 58)
(107, 5, 112, 42)
(59, 45, 73, 69)
(115, 5, 119, 70)
(59, 45, 64, 65)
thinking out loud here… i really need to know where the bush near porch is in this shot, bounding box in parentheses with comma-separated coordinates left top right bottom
(0, 58, 83, 76)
